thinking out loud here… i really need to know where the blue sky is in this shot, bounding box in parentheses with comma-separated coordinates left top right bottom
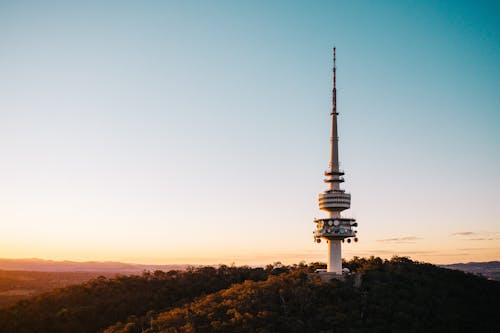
(0, 0, 499, 264)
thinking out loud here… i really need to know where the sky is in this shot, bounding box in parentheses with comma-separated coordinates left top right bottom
(0, 0, 499, 265)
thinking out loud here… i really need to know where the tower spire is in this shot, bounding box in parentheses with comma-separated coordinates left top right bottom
(329, 47, 340, 189)
(333, 46, 336, 116)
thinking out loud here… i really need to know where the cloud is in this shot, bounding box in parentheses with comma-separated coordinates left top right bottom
(452, 231, 500, 241)
(360, 250, 436, 255)
(465, 238, 500, 241)
(457, 248, 489, 251)
(376, 236, 421, 243)
(451, 232, 477, 236)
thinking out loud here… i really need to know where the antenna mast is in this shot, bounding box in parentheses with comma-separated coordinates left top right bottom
(333, 47, 336, 116)
(329, 47, 340, 188)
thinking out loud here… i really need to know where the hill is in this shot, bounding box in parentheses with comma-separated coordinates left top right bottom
(441, 261, 500, 281)
(0, 265, 275, 333)
(0, 258, 498, 333)
(0, 258, 188, 273)
(0, 259, 191, 308)
(0, 270, 114, 309)
(105, 257, 500, 333)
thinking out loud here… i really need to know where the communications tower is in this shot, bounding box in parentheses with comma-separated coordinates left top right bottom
(313, 48, 358, 274)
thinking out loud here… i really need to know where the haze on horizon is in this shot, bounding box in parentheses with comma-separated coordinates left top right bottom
(0, 0, 499, 266)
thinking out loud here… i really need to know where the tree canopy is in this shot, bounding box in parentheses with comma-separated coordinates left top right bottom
(105, 257, 500, 333)
(0, 257, 498, 333)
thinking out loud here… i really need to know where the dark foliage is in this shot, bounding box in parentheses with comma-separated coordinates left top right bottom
(1, 258, 499, 333)
(0, 265, 273, 333)
(0, 270, 112, 308)
(105, 257, 500, 333)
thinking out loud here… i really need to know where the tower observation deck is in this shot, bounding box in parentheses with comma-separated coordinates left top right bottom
(313, 48, 358, 274)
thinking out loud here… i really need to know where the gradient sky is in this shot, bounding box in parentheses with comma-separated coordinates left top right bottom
(0, 0, 499, 265)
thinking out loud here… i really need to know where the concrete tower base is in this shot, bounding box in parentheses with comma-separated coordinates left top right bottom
(327, 239, 342, 273)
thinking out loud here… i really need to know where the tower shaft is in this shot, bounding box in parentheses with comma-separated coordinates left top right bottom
(328, 239, 342, 273)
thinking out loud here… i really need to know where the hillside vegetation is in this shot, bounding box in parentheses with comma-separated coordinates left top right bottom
(0, 265, 274, 333)
(0, 258, 498, 333)
(0, 270, 113, 308)
(104, 257, 500, 333)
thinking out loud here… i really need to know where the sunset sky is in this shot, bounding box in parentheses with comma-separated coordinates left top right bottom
(0, 0, 498, 265)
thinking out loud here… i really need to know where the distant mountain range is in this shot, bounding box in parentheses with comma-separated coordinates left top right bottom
(1, 258, 499, 280)
(0, 258, 190, 273)
(440, 261, 500, 281)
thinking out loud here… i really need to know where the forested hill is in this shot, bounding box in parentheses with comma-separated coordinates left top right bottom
(0, 265, 277, 333)
(105, 257, 500, 333)
(1, 258, 499, 333)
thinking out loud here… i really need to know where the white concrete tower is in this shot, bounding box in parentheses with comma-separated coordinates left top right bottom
(313, 48, 358, 274)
